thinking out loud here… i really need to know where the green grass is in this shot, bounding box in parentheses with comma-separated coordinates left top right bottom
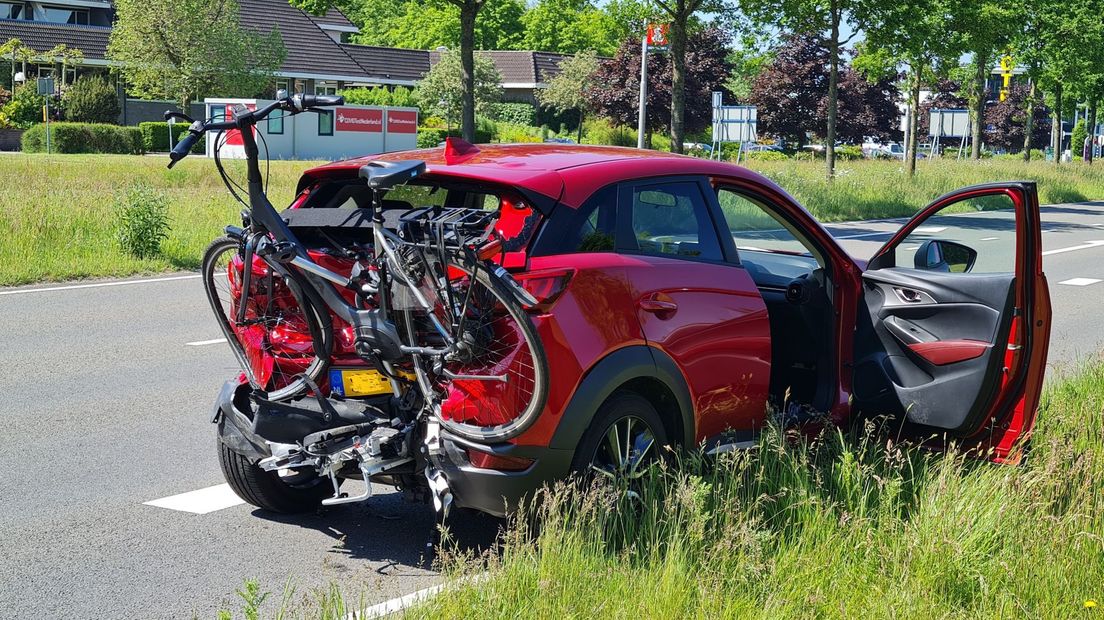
(0, 154, 317, 286)
(400, 364, 1104, 619)
(218, 364, 1104, 619)
(4, 154, 1104, 286)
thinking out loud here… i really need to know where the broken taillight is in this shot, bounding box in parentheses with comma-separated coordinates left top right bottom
(513, 268, 574, 311)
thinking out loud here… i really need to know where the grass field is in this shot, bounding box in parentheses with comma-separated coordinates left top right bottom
(5, 153, 1104, 286)
(226, 364, 1102, 619)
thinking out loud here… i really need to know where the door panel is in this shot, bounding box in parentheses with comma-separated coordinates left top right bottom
(854, 183, 1051, 463)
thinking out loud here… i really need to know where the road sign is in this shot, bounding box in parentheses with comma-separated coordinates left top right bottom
(928, 108, 970, 138)
(646, 24, 669, 51)
(36, 77, 54, 96)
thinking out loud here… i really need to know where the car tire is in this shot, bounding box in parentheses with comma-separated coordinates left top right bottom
(570, 391, 670, 477)
(218, 438, 333, 514)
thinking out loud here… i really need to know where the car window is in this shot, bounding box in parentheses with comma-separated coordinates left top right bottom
(532, 185, 617, 255)
(891, 194, 1014, 274)
(624, 182, 722, 261)
(716, 187, 821, 263)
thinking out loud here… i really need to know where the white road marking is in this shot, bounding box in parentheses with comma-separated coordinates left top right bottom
(981, 237, 1000, 241)
(1043, 240, 1104, 256)
(349, 573, 488, 620)
(1058, 278, 1102, 287)
(144, 484, 245, 514)
(0, 274, 200, 296)
(186, 338, 227, 346)
(835, 231, 893, 240)
(914, 226, 947, 234)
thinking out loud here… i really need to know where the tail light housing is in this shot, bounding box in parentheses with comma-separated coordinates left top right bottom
(513, 268, 574, 312)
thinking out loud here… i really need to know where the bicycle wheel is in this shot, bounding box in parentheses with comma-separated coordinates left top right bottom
(402, 257, 548, 442)
(202, 236, 332, 402)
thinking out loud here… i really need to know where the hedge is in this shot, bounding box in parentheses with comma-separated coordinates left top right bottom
(138, 121, 206, 153)
(491, 102, 536, 126)
(416, 127, 493, 149)
(21, 122, 143, 154)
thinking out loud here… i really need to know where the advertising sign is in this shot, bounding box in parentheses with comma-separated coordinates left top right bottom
(386, 109, 418, 134)
(928, 108, 970, 138)
(646, 23, 669, 51)
(713, 105, 757, 143)
(336, 107, 383, 132)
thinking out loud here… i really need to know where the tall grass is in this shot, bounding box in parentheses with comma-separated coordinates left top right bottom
(6, 154, 1104, 286)
(0, 154, 315, 286)
(405, 364, 1104, 619)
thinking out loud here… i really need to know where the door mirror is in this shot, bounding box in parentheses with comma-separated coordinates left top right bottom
(914, 239, 977, 273)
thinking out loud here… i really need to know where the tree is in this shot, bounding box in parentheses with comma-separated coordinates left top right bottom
(835, 66, 901, 144)
(417, 49, 501, 131)
(739, 0, 873, 177)
(62, 75, 120, 123)
(654, 0, 722, 153)
(724, 47, 771, 102)
(353, 0, 525, 51)
(521, 0, 620, 55)
(915, 78, 968, 137)
(588, 27, 730, 142)
(601, 0, 661, 49)
(860, 0, 954, 175)
(1, 38, 36, 90)
(982, 82, 1049, 153)
(537, 51, 600, 142)
(108, 0, 285, 110)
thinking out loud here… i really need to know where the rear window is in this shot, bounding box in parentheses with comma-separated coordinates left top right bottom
(300, 179, 501, 212)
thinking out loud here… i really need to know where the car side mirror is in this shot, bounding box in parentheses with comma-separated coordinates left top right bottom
(914, 239, 977, 273)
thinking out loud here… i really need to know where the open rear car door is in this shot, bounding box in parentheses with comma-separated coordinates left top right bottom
(852, 182, 1051, 464)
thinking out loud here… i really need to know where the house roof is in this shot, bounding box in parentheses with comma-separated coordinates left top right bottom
(339, 44, 430, 83)
(429, 49, 572, 85)
(307, 8, 355, 29)
(238, 0, 365, 79)
(0, 19, 111, 58)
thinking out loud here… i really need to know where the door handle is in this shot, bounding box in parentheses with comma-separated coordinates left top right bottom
(893, 286, 929, 304)
(639, 299, 678, 313)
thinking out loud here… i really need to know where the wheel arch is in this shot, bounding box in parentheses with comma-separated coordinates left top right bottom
(548, 345, 695, 452)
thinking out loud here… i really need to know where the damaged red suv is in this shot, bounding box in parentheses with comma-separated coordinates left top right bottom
(213, 142, 1051, 518)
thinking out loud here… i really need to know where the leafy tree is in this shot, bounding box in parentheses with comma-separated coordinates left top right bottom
(1, 38, 37, 90)
(416, 49, 501, 131)
(108, 0, 285, 110)
(601, 0, 661, 48)
(724, 47, 771, 103)
(835, 66, 901, 144)
(537, 50, 600, 142)
(982, 82, 1049, 153)
(654, 0, 723, 153)
(1070, 118, 1088, 160)
(860, 0, 954, 175)
(521, 0, 619, 55)
(62, 75, 120, 124)
(1, 83, 46, 127)
(587, 27, 730, 142)
(915, 78, 968, 138)
(354, 0, 524, 51)
(738, 0, 875, 176)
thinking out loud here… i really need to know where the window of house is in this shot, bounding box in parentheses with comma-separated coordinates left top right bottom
(624, 181, 722, 261)
(41, 6, 87, 23)
(0, 2, 24, 19)
(316, 81, 338, 96)
(275, 78, 290, 96)
(318, 109, 334, 136)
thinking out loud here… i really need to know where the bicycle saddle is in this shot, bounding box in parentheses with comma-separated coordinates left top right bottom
(359, 160, 426, 189)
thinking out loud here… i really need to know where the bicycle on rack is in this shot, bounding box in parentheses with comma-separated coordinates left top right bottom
(168, 93, 547, 514)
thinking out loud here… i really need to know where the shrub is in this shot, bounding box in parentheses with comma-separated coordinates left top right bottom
(114, 182, 170, 259)
(836, 145, 864, 160)
(340, 86, 419, 109)
(495, 123, 542, 143)
(61, 75, 120, 124)
(583, 119, 636, 146)
(138, 121, 206, 153)
(21, 122, 143, 154)
(743, 149, 788, 161)
(1071, 119, 1088, 160)
(1, 84, 46, 128)
(416, 127, 492, 149)
(491, 102, 536, 126)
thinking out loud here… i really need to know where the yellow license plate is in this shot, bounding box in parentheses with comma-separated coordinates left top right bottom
(329, 368, 393, 397)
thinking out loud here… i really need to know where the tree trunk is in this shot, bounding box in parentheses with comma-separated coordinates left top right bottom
(825, 2, 840, 179)
(1022, 79, 1036, 162)
(971, 52, 987, 159)
(668, 9, 687, 154)
(577, 109, 584, 144)
(906, 61, 921, 177)
(1051, 81, 1062, 166)
(458, 2, 478, 143)
(1088, 98, 1097, 164)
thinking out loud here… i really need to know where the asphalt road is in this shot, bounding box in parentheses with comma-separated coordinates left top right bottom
(1, 201, 1102, 619)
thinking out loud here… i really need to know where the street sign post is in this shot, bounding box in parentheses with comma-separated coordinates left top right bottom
(928, 108, 971, 159)
(709, 91, 757, 161)
(637, 23, 670, 150)
(37, 77, 54, 155)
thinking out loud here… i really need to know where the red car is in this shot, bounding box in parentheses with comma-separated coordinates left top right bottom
(216, 143, 1051, 517)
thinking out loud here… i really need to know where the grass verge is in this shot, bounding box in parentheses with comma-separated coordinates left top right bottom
(216, 363, 1104, 619)
(5, 154, 1104, 286)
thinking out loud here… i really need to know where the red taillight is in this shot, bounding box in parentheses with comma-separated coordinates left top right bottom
(514, 268, 573, 310)
(466, 448, 534, 472)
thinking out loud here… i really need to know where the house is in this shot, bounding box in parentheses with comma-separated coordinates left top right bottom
(0, 0, 570, 123)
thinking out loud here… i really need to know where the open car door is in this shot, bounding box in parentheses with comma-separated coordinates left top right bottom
(852, 182, 1051, 464)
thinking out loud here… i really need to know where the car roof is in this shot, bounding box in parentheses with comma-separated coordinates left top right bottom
(300, 143, 789, 209)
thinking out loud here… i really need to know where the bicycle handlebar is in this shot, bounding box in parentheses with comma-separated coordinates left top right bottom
(164, 94, 345, 168)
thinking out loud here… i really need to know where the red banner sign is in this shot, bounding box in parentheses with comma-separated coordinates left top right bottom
(646, 23, 669, 48)
(386, 110, 418, 134)
(336, 107, 383, 132)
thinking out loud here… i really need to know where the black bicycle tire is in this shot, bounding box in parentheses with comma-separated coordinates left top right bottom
(201, 236, 332, 402)
(403, 258, 548, 442)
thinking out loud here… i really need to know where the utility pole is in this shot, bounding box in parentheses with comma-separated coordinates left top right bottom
(636, 33, 648, 150)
